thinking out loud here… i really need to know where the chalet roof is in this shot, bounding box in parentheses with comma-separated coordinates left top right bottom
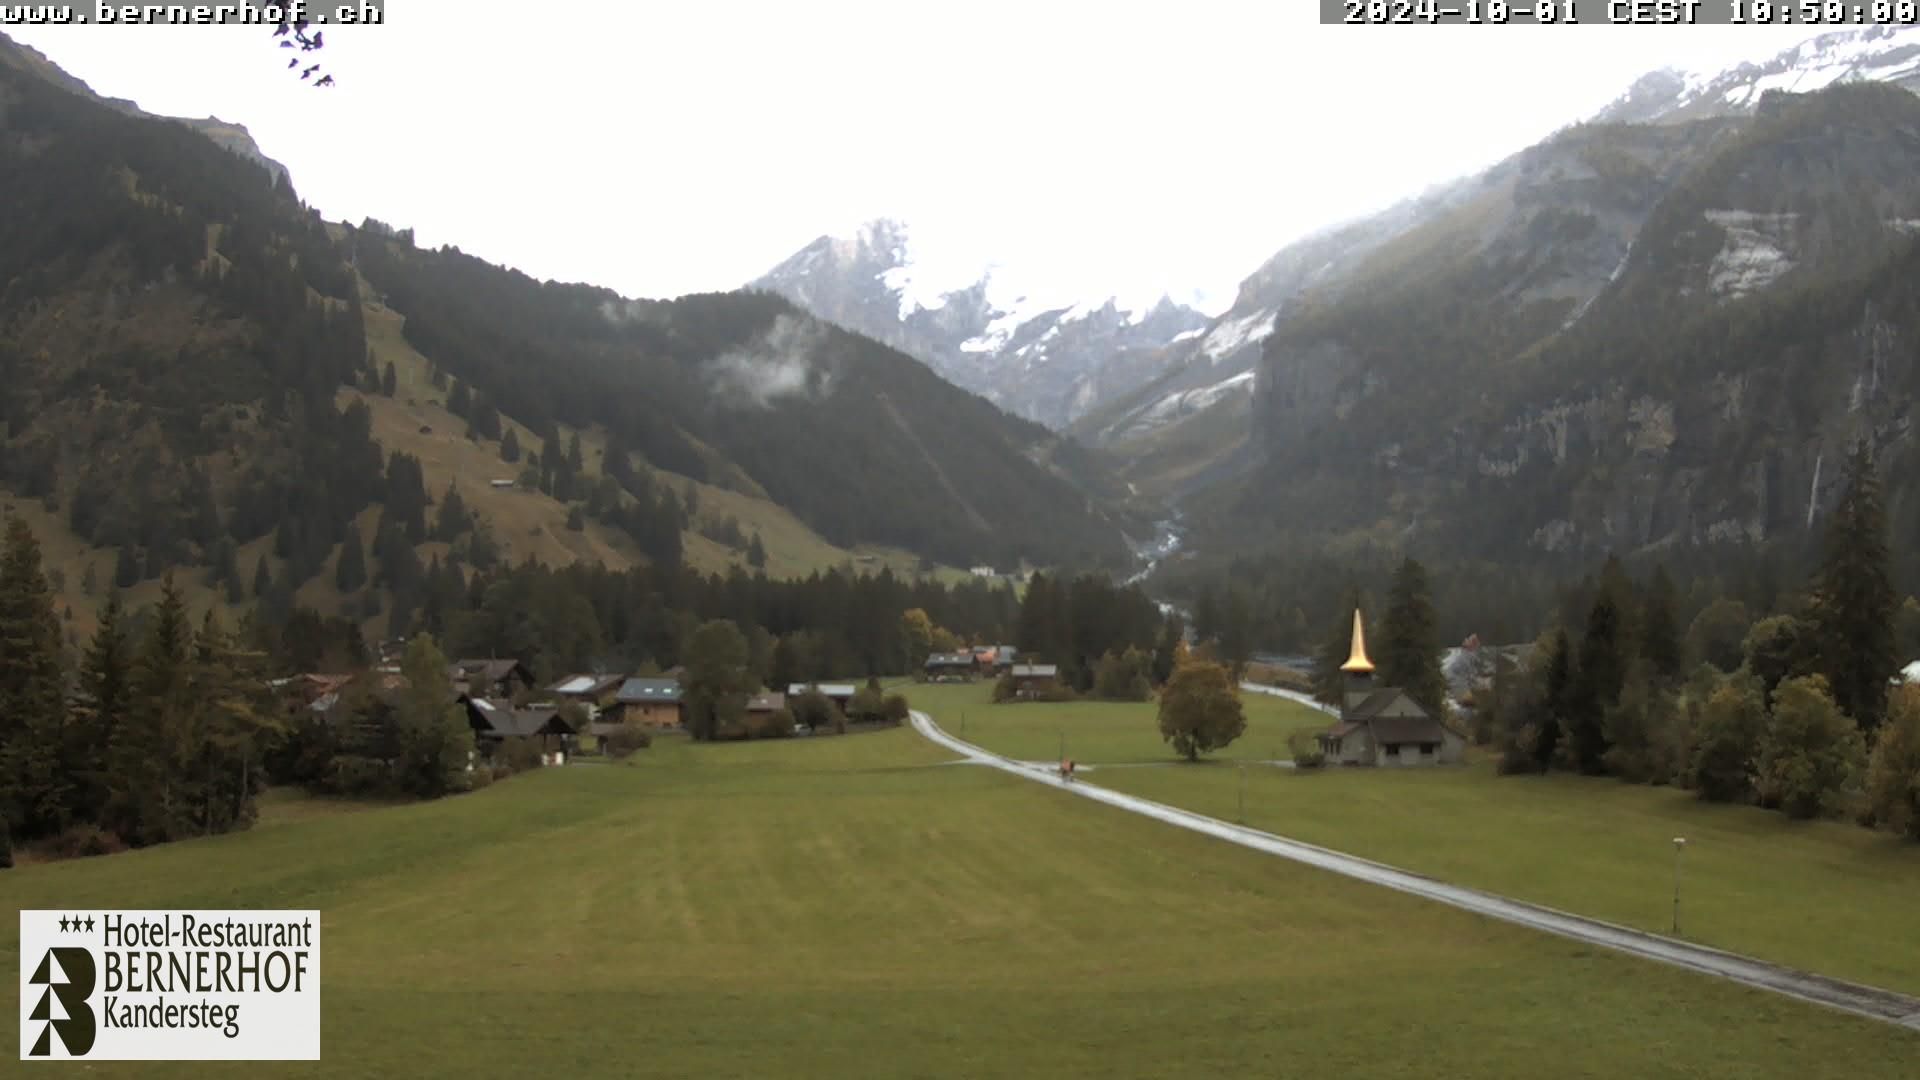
(788, 683, 856, 697)
(745, 692, 786, 713)
(616, 677, 682, 704)
(512, 706, 575, 736)
(925, 652, 975, 667)
(549, 673, 625, 697)
(1011, 664, 1058, 678)
(451, 659, 528, 683)
(1327, 687, 1455, 747)
(1346, 688, 1407, 721)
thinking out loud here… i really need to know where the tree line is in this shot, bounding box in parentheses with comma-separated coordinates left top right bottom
(1478, 444, 1920, 837)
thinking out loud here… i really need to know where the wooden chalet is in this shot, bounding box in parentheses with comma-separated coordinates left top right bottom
(607, 677, 685, 730)
(925, 652, 977, 682)
(448, 658, 537, 700)
(1316, 611, 1465, 767)
(546, 673, 626, 713)
(464, 696, 579, 752)
(787, 683, 856, 711)
(1008, 663, 1058, 698)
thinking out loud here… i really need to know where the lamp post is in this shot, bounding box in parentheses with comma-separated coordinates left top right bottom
(1671, 837, 1687, 935)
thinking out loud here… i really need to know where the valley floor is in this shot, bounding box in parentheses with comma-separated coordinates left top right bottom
(3, 721, 1917, 1076)
(909, 681, 1920, 998)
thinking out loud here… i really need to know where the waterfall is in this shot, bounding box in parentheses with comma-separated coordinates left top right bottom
(1806, 451, 1823, 530)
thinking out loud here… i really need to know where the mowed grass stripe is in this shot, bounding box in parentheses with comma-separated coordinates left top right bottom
(1, 727, 1915, 1078)
(915, 680, 1920, 997)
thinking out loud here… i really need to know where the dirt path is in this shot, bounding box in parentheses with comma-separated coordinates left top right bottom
(911, 710, 1920, 1033)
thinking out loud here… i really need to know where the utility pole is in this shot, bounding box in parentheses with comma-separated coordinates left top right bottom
(1671, 837, 1687, 935)
(1238, 762, 1246, 824)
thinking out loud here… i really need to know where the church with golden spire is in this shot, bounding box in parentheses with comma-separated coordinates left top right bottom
(1316, 608, 1464, 767)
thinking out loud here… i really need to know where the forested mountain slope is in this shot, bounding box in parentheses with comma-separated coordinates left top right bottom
(0, 30, 1131, 644)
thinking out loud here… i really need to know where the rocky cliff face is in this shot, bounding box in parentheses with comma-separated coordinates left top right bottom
(1210, 80, 1920, 571)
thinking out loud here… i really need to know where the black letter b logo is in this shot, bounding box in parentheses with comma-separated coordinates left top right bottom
(28, 947, 96, 1057)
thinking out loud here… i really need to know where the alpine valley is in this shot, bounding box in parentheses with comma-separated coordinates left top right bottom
(13, 23, 1920, 650)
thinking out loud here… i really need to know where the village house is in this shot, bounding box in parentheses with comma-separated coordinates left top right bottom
(463, 695, 579, 758)
(1008, 663, 1059, 699)
(989, 646, 1018, 674)
(1316, 610, 1465, 767)
(925, 652, 977, 682)
(545, 673, 625, 715)
(713, 691, 787, 739)
(607, 677, 685, 730)
(448, 658, 537, 700)
(787, 683, 856, 711)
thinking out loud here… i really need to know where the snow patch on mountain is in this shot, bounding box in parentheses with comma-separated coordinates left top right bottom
(1202, 309, 1277, 363)
(1705, 210, 1798, 298)
(1135, 371, 1256, 431)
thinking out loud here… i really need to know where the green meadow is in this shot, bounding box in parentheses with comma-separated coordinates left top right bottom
(911, 680, 1920, 996)
(3, 725, 1917, 1077)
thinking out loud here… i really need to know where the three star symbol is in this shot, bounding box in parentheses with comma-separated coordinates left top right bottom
(56, 915, 94, 933)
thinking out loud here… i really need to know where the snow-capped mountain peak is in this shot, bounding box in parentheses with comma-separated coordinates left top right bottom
(1595, 25, 1920, 125)
(751, 219, 1210, 428)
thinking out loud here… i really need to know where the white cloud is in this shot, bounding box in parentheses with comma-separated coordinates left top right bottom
(704, 313, 833, 408)
(6, 6, 1835, 310)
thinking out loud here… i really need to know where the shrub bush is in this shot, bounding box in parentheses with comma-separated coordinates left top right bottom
(602, 723, 654, 758)
(467, 764, 494, 791)
(745, 707, 795, 739)
(991, 674, 1017, 703)
(500, 736, 546, 774)
(46, 824, 126, 859)
(0, 818, 12, 869)
(792, 689, 840, 733)
(1287, 730, 1326, 769)
(883, 693, 910, 725)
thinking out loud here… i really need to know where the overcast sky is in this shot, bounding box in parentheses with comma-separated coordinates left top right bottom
(7, 5, 1834, 313)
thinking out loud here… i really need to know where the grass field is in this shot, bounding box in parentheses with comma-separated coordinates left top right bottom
(908, 680, 1318, 764)
(911, 680, 1920, 996)
(5, 726, 1919, 1076)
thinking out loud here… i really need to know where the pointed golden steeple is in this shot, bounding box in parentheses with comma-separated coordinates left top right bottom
(1340, 609, 1374, 674)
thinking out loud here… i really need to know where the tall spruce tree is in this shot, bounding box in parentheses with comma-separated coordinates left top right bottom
(335, 528, 368, 593)
(69, 592, 131, 825)
(0, 518, 72, 838)
(1568, 585, 1626, 774)
(1535, 628, 1573, 771)
(1378, 557, 1447, 720)
(1639, 565, 1683, 683)
(1808, 442, 1898, 733)
(111, 573, 193, 844)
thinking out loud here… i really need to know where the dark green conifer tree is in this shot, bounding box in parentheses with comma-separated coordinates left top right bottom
(0, 519, 71, 838)
(1378, 557, 1447, 719)
(1808, 442, 1898, 732)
